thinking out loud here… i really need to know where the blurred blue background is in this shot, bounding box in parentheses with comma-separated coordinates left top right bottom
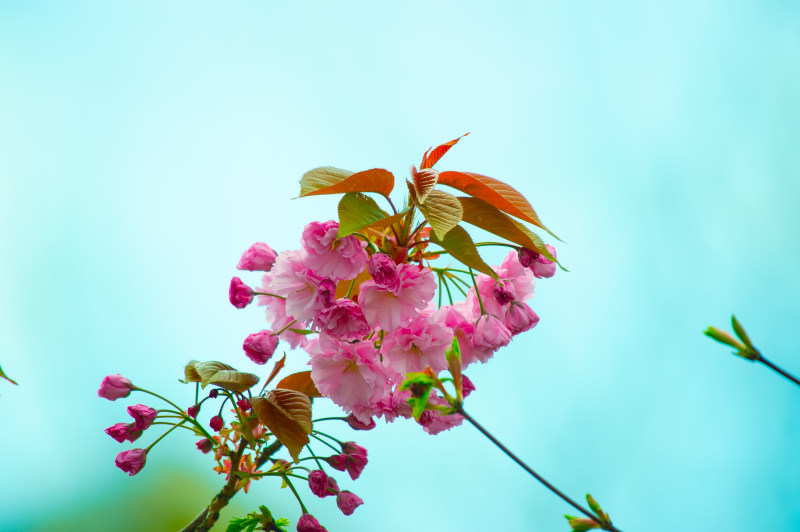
(2, 1, 799, 530)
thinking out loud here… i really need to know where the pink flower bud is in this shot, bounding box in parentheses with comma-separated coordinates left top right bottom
(97, 374, 132, 401)
(237, 242, 278, 272)
(461, 374, 476, 397)
(531, 245, 557, 279)
(187, 404, 200, 418)
(209, 415, 224, 431)
(297, 514, 327, 532)
(339, 442, 368, 480)
(336, 490, 364, 516)
(237, 398, 251, 411)
(229, 277, 254, 309)
(345, 413, 376, 431)
(209, 389, 219, 399)
(368, 253, 398, 286)
(517, 247, 539, 268)
(127, 404, 157, 431)
(492, 282, 516, 305)
(196, 438, 213, 454)
(243, 330, 279, 364)
(308, 470, 339, 498)
(505, 302, 539, 334)
(105, 423, 136, 443)
(473, 314, 512, 352)
(114, 448, 147, 476)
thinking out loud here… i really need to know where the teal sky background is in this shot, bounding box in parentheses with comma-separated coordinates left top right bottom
(2, 1, 800, 531)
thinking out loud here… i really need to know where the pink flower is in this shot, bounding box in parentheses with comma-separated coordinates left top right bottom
(493, 282, 516, 305)
(243, 330, 279, 364)
(381, 314, 453, 377)
(127, 404, 157, 431)
(373, 387, 413, 423)
(105, 423, 141, 443)
(462, 374, 476, 397)
(263, 297, 308, 350)
(327, 442, 368, 480)
(505, 302, 540, 335)
(264, 250, 330, 322)
(297, 514, 327, 532)
(301, 220, 368, 281)
(308, 470, 339, 498)
(210, 415, 224, 431)
(313, 299, 371, 341)
(358, 263, 436, 331)
(497, 250, 536, 300)
(518, 245, 557, 278)
(336, 491, 364, 516)
(115, 448, 147, 476)
(98, 374, 132, 401)
(433, 303, 488, 367)
(309, 336, 392, 423)
(368, 253, 398, 287)
(345, 413, 376, 431)
(473, 314, 512, 353)
(229, 277, 254, 309)
(417, 392, 464, 435)
(237, 242, 278, 272)
(196, 438, 213, 454)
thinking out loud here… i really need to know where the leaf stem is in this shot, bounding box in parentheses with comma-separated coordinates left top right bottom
(456, 405, 622, 532)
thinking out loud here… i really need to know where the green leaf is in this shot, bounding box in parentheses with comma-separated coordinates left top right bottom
(429, 225, 498, 280)
(299, 167, 394, 198)
(415, 189, 463, 239)
(337, 192, 387, 237)
(226, 516, 259, 532)
(703, 327, 745, 350)
(0, 364, 17, 385)
(399, 372, 437, 420)
(731, 315, 754, 349)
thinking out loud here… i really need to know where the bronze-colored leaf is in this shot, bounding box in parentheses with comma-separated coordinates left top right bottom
(415, 189, 463, 240)
(335, 268, 373, 300)
(193, 361, 237, 387)
(437, 171, 558, 239)
(264, 354, 287, 389)
(458, 196, 557, 262)
(420, 133, 469, 169)
(276, 371, 322, 398)
(252, 390, 313, 462)
(299, 167, 394, 198)
(184, 360, 202, 382)
(429, 225, 498, 279)
(411, 166, 439, 204)
(205, 370, 260, 393)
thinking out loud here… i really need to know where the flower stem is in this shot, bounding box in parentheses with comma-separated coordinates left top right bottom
(252, 292, 286, 299)
(456, 405, 623, 532)
(468, 268, 486, 315)
(757, 355, 800, 387)
(272, 319, 298, 336)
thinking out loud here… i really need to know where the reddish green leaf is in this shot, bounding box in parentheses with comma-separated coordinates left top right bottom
(0, 364, 17, 385)
(337, 192, 387, 237)
(415, 189, 463, 240)
(299, 167, 394, 198)
(420, 133, 470, 169)
(276, 371, 322, 398)
(437, 171, 558, 239)
(264, 354, 287, 388)
(252, 389, 312, 462)
(458, 196, 557, 262)
(429, 225, 498, 279)
(411, 166, 438, 204)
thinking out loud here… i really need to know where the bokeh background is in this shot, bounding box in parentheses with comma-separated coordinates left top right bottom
(2, 1, 800, 530)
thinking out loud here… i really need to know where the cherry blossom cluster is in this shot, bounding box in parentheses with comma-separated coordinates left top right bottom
(231, 222, 556, 435)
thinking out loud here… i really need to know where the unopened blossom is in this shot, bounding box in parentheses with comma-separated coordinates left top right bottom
(301, 220, 368, 281)
(263, 250, 330, 322)
(327, 442, 368, 480)
(493, 282, 517, 305)
(473, 314, 512, 353)
(518, 245, 557, 278)
(243, 330, 279, 364)
(209, 415, 224, 432)
(127, 404, 157, 431)
(504, 302, 540, 335)
(229, 277, 254, 309)
(367, 253, 398, 287)
(358, 263, 436, 331)
(336, 491, 364, 516)
(345, 413, 376, 431)
(237, 398, 251, 412)
(237, 242, 278, 272)
(187, 404, 200, 418)
(97, 374, 132, 401)
(209, 389, 219, 399)
(309, 336, 392, 423)
(313, 299, 371, 341)
(381, 314, 453, 376)
(196, 438, 213, 454)
(105, 423, 141, 443)
(115, 448, 147, 476)
(308, 470, 339, 498)
(417, 392, 464, 435)
(297, 514, 327, 532)
(461, 374, 476, 397)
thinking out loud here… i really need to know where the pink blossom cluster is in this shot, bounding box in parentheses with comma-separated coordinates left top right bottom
(230, 222, 555, 435)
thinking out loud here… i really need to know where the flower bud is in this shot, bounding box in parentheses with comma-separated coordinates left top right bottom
(461, 374, 476, 398)
(492, 282, 516, 305)
(229, 277, 254, 309)
(209, 415, 224, 432)
(97, 374, 133, 401)
(105, 423, 136, 443)
(209, 389, 219, 399)
(336, 490, 364, 516)
(187, 404, 200, 418)
(127, 404, 157, 431)
(196, 438, 213, 454)
(237, 242, 278, 272)
(517, 247, 539, 268)
(345, 413, 376, 431)
(115, 448, 147, 476)
(308, 470, 339, 498)
(368, 253, 398, 286)
(296, 514, 327, 532)
(532, 245, 557, 279)
(473, 314, 512, 352)
(237, 398, 251, 412)
(243, 330, 279, 365)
